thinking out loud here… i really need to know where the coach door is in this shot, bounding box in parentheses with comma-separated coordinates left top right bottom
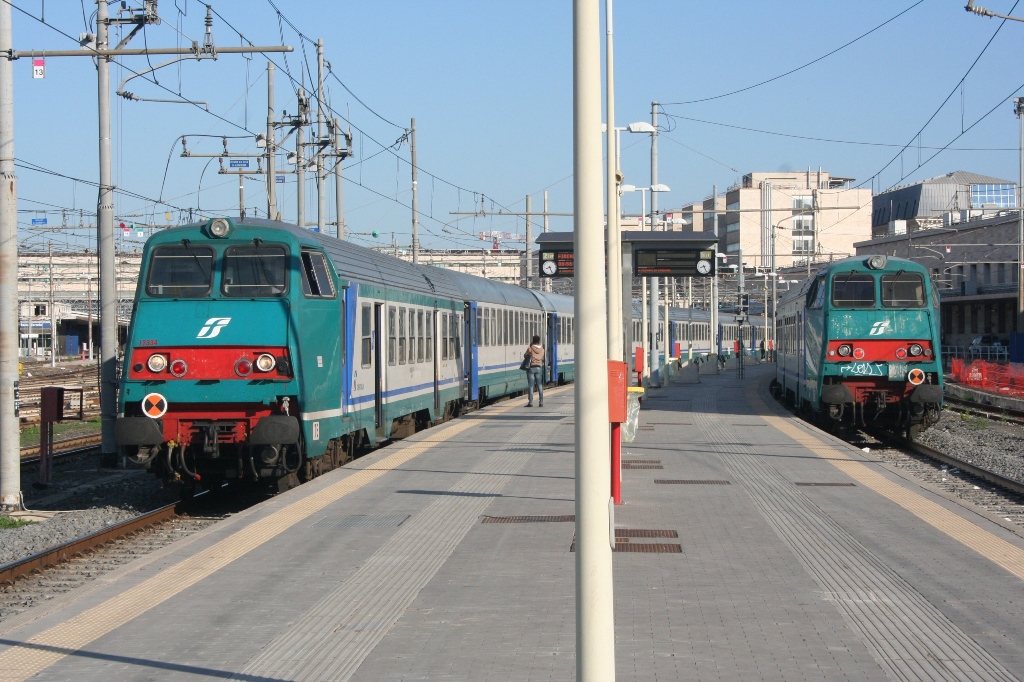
(433, 310, 441, 413)
(547, 313, 558, 384)
(467, 303, 479, 401)
(373, 303, 384, 428)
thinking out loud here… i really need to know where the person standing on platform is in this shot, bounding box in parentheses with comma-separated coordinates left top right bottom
(524, 335, 545, 407)
(760, 339, 766, 360)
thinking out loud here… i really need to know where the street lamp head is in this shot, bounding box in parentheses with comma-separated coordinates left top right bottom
(651, 184, 670, 192)
(627, 121, 656, 134)
(620, 184, 637, 193)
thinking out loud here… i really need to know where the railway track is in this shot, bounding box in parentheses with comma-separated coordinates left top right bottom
(942, 393, 1024, 427)
(856, 428, 1024, 528)
(0, 503, 227, 623)
(20, 434, 102, 462)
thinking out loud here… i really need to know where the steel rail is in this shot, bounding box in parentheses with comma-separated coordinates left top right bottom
(20, 434, 102, 460)
(870, 429, 1024, 497)
(0, 502, 179, 585)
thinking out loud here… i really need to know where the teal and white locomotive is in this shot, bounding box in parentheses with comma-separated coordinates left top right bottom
(774, 254, 943, 438)
(115, 217, 576, 493)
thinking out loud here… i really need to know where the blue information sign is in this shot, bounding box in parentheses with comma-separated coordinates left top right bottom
(30, 218, 47, 225)
(229, 159, 250, 168)
(276, 175, 285, 183)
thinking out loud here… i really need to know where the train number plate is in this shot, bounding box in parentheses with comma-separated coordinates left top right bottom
(838, 362, 885, 377)
(887, 362, 908, 381)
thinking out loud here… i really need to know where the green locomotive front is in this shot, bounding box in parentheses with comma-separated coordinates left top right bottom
(775, 255, 943, 438)
(115, 217, 345, 492)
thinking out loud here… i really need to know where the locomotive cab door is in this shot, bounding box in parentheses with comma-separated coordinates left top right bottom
(373, 303, 384, 428)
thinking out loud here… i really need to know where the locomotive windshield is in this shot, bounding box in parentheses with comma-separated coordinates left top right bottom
(831, 271, 875, 308)
(222, 244, 288, 297)
(881, 272, 925, 308)
(146, 244, 214, 297)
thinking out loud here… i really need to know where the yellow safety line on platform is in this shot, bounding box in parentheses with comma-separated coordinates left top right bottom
(0, 390, 568, 682)
(749, 383, 1024, 582)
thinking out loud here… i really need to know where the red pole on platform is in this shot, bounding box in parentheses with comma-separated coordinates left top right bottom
(611, 422, 622, 505)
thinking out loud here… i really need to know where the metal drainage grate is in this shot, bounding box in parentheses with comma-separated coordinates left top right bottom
(482, 515, 575, 524)
(616, 529, 679, 538)
(655, 479, 731, 485)
(623, 459, 661, 464)
(623, 464, 664, 470)
(794, 482, 856, 487)
(637, 425, 655, 431)
(311, 514, 410, 529)
(613, 543, 682, 553)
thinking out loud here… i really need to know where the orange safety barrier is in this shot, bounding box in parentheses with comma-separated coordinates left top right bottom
(950, 359, 1024, 398)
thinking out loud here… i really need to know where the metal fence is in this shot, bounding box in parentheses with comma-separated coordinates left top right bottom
(942, 345, 1009, 369)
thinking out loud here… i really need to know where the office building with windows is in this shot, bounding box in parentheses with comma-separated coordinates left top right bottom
(673, 170, 872, 272)
(871, 170, 1016, 239)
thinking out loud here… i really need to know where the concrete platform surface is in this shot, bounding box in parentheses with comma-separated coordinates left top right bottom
(1, 368, 1023, 681)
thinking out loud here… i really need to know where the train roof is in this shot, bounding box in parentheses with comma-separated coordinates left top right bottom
(776, 254, 929, 307)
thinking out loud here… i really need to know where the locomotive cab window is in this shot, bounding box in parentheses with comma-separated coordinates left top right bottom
(222, 245, 288, 297)
(881, 272, 925, 308)
(807, 276, 826, 309)
(300, 251, 336, 298)
(146, 245, 214, 297)
(831, 272, 875, 308)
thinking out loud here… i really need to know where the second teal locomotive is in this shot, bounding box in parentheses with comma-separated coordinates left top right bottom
(774, 255, 942, 438)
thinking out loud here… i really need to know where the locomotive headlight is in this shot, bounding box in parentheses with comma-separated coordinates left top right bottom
(147, 354, 167, 372)
(909, 343, 923, 357)
(169, 359, 188, 377)
(866, 255, 887, 270)
(209, 218, 230, 237)
(235, 358, 254, 377)
(255, 353, 276, 372)
(837, 344, 853, 357)
(853, 347, 866, 360)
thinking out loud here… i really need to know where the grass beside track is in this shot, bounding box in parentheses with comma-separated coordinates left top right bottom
(19, 416, 102, 449)
(0, 517, 36, 530)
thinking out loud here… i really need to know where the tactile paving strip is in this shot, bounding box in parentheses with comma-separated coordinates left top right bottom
(311, 514, 410, 529)
(233, 419, 556, 682)
(696, 390, 1018, 681)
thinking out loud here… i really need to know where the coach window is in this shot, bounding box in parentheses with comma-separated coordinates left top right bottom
(300, 251, 336, 298)
(831, 272, 875, 308)
(222, 244, 288, 297)
(881, 272, 925, 308)
(442, 313, 450, 360)
(147, 245, 214, 297)
(361, 305, 372, 368)
(398, 308, 408, 364)
(388, 307, 397, 365)
(426, 312, 435, 361)
(452, 313, 461, 359)
(417, 310, 425, 362)
(807, 276, 826, 309)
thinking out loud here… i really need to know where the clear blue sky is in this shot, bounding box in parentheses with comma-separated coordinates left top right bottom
(10, 0, 1024, 252)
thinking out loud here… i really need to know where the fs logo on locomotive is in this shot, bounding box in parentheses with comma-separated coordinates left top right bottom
(197, 317, 232, 339)
(868, 320, 891, 336)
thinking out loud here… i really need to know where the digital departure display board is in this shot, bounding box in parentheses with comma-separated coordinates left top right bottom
(633, 249, 715, 277)
(540, 251, 575, 278)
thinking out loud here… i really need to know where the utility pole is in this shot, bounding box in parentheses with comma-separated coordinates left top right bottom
(316, 39, 326, 235)
(711, 184, 719, 357)
(0, 0, 19, 510)
(524, 194, 532, 288)
(411, 118, 419, 263)
(48, 244, 55, 367)
(266, 62, 276, 220)
(605, 0, 622, 363)
(86, 274, 93, 361)
(96, 0, 117, 465)
(296, 88, 306, 229)
(543, 190, 551, 293)
(572, 1, 614, 678)
(649, 101, 660, 386)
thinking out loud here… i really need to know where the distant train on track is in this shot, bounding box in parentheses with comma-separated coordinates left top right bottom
(114, 217, 748, 494)
(772, 254, 943, 439)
